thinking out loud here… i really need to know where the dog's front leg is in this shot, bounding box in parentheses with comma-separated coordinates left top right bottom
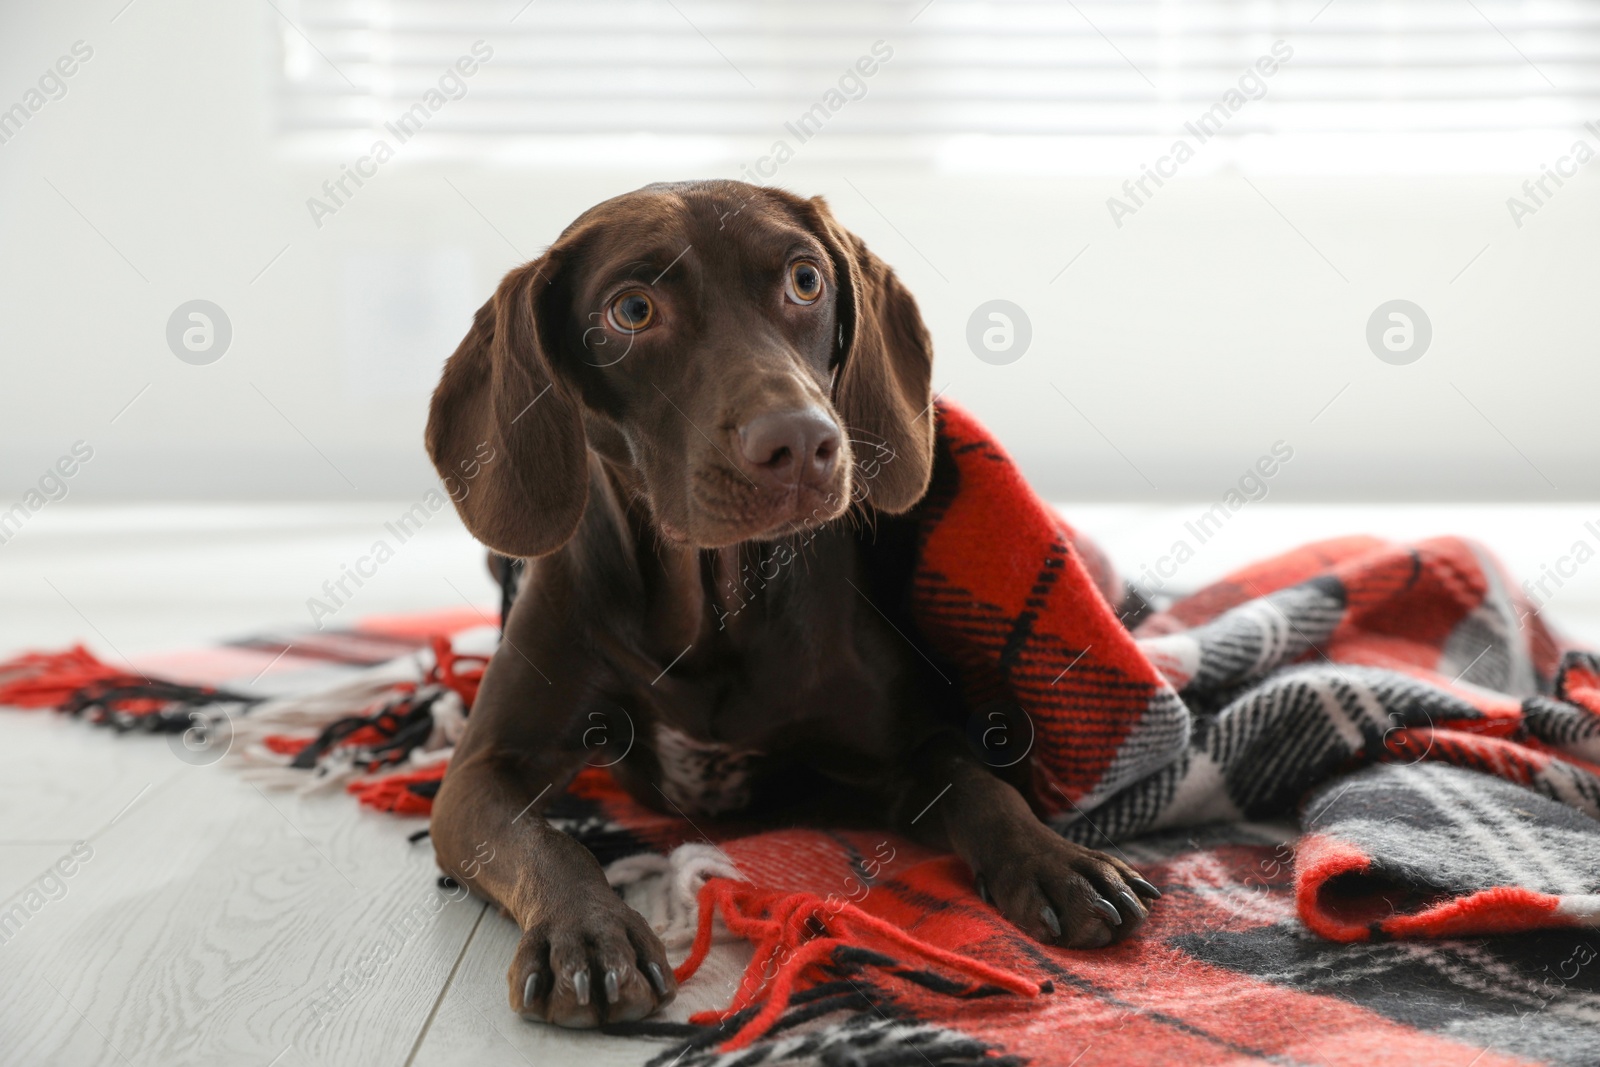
(430, 595, 675, 1028)
(893, 732, 1161, 948)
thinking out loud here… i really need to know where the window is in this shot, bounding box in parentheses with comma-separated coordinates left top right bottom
(274, 0, 1600, 172)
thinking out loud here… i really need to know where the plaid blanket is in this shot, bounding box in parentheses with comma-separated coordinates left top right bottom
(4, 401, 1600, 1066)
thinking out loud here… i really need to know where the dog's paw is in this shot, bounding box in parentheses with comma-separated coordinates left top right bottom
(509, 895, 676, 1027)
(976, 833, 1160, 949)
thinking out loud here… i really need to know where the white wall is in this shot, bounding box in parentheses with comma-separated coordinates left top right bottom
(3, 1, 1598, 510)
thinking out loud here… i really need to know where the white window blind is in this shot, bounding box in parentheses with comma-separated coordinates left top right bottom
(273, 0, 1600, 172)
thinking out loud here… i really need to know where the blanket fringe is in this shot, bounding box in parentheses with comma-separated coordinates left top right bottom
(0, 644, 256, 728)
(674, 877, 1045, 1052)
(345, 759, 449, 816)
(237, 636, 484, 807)
(0, 639, 478, 814)
(605, 843, 745, 951)
(0, 645, 123, 707)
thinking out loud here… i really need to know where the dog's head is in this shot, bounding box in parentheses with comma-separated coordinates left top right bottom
(426, 181, 935, 556)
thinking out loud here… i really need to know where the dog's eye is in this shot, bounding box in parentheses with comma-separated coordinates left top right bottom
(608, 291, 654, 333)
(787, 260, 824, 305)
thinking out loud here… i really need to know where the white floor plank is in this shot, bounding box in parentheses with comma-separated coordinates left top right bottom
(0, 843, 84, 901)
(0, 742, 483, 1067)
(0, 712, 182, 843)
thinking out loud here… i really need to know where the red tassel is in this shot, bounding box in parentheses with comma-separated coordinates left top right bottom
(0, 645, 139, 709)
(346, 763, 447, 815)
(262, 734, 313, 756)
(676, 877, 1044, 1052)
(429, 635, 487, 707)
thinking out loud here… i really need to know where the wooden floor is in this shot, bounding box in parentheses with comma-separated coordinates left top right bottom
(0, 711, 755, 1067)
(5, 502, 1600, 1065)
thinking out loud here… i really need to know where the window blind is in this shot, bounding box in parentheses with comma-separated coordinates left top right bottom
(273, 0, 1600, 172)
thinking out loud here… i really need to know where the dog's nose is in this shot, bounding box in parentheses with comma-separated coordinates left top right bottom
(737, 408, 841, 490)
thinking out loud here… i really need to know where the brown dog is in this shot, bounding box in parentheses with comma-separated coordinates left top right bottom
(424, 180, 1159, 1028)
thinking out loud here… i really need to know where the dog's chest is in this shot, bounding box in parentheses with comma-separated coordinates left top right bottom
(651, 722, 763, 816)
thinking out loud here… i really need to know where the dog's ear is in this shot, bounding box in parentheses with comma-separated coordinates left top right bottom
(426, 255, 588, 558)
(797, 195, 935, 514)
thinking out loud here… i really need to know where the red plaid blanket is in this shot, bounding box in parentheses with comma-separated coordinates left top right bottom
(4, 401, 1599, 1066)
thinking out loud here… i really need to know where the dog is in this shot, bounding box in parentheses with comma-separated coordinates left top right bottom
(424, 180, 1160, 1028)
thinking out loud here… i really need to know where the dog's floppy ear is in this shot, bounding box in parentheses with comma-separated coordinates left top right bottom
(426, 255, 588, 558)
(797, 195, 935, 514)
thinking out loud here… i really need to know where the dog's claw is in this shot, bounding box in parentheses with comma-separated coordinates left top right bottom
(573, 968, 591, 1006)
(975, 874, 990, 904)
(1115, 890, 1144, 917)
(1129, 877, 1161, 899)
(1041, 905, 1062, 939)
(508, 900, 675, 1028)
(1091, 897, 1123, 926)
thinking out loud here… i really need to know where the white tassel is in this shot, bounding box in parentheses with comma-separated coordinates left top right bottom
(606, 842, 744, 950)
(227, 652, 433, 783)
(425, 689, 467, 751)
